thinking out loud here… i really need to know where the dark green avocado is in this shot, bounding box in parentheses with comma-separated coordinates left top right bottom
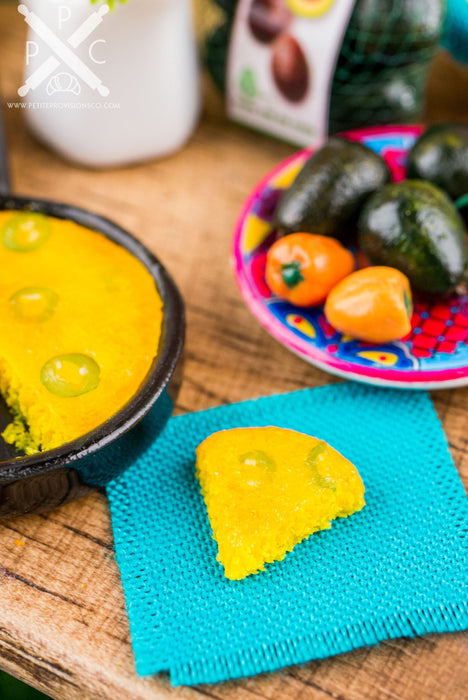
(342, 0, 445, 65)
(406, 123, 468, 201)
(205, 22, 231, 93)
(358, 180, 468, 295)
(213, 0, 238, 16)
(274, 137, 391, 240)
(329, 63, 427, 133)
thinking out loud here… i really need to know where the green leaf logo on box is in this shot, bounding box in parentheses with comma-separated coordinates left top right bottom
(240, 68, 257, 98)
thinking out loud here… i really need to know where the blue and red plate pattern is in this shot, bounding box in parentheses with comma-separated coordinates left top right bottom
(232, 126, 468, 389)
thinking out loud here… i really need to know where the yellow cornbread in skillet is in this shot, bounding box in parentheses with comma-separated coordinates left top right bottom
(196, 427, 365, 580)
(0, 210, 163, 454)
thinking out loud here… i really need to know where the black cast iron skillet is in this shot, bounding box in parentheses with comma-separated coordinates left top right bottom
(0, 110, 185, 518)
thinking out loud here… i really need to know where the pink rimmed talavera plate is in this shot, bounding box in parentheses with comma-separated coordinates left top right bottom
(232, 125, 468, 389)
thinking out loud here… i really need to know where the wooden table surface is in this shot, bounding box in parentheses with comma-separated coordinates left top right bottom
(1, 5, 468, 699)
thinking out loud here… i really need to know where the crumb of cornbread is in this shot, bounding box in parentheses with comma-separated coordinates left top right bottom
(0, 211, 163, 454)
(195, 427, 365, 580)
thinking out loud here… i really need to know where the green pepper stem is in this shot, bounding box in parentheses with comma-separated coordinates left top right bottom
(455, 193, 468, 211)
(281, 260, 304, 289)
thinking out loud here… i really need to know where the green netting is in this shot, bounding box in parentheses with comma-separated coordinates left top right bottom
(202, 0, 446, 133)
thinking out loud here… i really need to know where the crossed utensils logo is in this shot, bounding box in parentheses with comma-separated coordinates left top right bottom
(18, 3, 110, 98)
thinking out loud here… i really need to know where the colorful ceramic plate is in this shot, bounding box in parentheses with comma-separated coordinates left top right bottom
(232, 125, 468, 389)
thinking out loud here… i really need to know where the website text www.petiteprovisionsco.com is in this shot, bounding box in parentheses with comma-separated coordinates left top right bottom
(7, 101, 120, 110)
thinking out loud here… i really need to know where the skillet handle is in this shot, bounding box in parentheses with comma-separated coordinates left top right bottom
(0, 106, 11, 195)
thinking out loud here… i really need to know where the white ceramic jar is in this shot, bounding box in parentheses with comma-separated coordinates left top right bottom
(20, 0, 200, 168)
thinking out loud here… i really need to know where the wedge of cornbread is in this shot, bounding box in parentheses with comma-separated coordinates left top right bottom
(0, 210, 163, 454)
(196, 427, 365, 580)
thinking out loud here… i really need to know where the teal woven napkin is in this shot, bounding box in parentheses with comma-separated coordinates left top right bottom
(106, 383, 468, 686)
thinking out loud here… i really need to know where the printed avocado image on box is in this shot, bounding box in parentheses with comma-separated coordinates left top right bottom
(227, 0, 355, 145)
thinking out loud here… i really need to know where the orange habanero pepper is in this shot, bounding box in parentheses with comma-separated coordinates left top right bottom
(265, 233, 355, 307)
(324, 266, 413, 343)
